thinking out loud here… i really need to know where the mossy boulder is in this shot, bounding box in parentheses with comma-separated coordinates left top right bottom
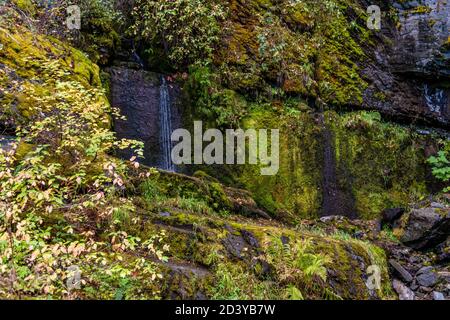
(214, 0, 369, 105)
(0, 6, 105, 130)
(139, 171, 270, 219)
(114, 171, 396, 300)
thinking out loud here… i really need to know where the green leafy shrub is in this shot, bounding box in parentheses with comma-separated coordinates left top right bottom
(185, 64, 248, 127)
(129, 0, 225, 68)
(0, 58, 173, 299)
(12, 0, 122, 64)
(428, 142, 450, 192)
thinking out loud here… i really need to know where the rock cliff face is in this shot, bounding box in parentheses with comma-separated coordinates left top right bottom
(175, 0, 449, 220)
(392, 0, 449, 78)
(108, 66, 182, 168)
(362, 0, 450, 127)
(208, 0, 449, 126)
(235, 109, 433, 220)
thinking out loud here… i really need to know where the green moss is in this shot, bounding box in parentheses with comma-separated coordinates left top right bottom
(140, 171, 238, 216)
(12, 0, 36, 14)
(139, 210, 392, 300)
(95, 165, 398, 301)
(15, 141, 33, 160)
(206, 107, 430, 220)
(443, 36, 450, 51)
(409, 5, 432, 15)
(215, 0, 371, 105)
(374, 91, 387, 102)
(0, 15, 104, 127)
(208, 182, 233, 210)
(193, 170, 219, 182)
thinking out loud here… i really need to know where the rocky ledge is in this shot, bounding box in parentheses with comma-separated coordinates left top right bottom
(319, 199, 450, 300)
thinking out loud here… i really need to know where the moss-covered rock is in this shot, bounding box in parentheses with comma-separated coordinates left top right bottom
(0, 6, 104, 130)
(114, 172, 396, 300)
(214, 0, 370, 106)
(1, 0, 446, 301)
(139, 171, 269, 219)
(11, 0, 36, 14)
(194, 104, 434, 220)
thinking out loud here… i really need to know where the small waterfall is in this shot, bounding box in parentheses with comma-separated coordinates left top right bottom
(159, 76, 175, 172)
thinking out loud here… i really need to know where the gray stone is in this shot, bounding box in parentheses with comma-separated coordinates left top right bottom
(433, 291, 445, 300)
(389, 259, 413, 283)
(410, 281, 419, 291)
(393, 279, 415, 300)
(406, 1, 420, 9)
(416, 267, 438, 287)
(430, 202, 446, 209)
(417, 266, 434, 274)
(361, 0, 450, 128)
(159, 212, 171, 217)
(401, 209, 441, 243)
(401, 208, 450, 250)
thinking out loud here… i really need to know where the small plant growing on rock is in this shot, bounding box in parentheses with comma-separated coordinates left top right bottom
(266, 237, 332, 299)
(129, 0, 225, 68)
(428, 143, 450, 192)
